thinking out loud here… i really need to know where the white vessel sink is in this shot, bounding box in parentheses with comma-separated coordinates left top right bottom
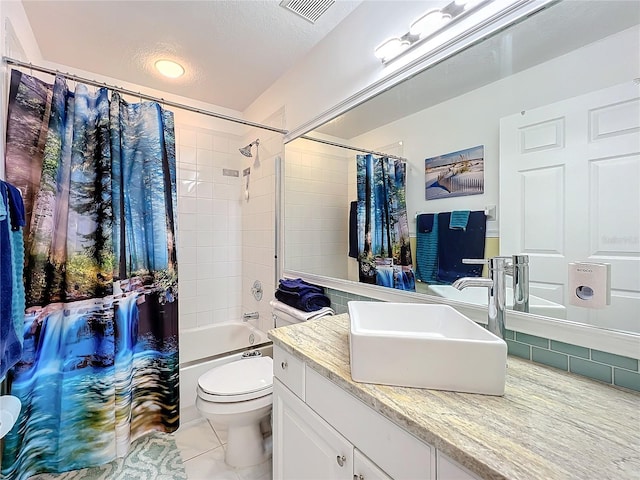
(348, 302, 507, 396)
(426, 285, 567, 319)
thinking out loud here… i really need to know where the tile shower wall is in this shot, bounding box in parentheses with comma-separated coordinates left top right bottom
(326, 288, 640, 392)
(285, 143, 349, 279)
(176, 125, 243, 330)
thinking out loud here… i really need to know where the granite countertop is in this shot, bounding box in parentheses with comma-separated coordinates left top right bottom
(268, 314, 640, 480)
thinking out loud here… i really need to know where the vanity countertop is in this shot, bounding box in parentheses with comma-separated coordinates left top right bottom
(268, 313, 640, 480)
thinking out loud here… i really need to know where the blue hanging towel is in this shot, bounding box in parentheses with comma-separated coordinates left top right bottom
(348, 201, 358, 258)
(437, 210, 486, 284)
(6, 183, 26, 354)
(449, 210, 471, 230)
(0, 182, 24, 381)
(415, 213, 440, 283)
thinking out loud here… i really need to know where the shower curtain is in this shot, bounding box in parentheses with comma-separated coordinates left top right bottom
(356, 154, 415, 291)
(1, 70, 179, 479)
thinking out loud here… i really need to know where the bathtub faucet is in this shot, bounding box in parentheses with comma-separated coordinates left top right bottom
(242, 311, 259, 321)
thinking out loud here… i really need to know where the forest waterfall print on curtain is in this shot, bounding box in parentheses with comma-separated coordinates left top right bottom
(2, 70, 179, 479)
(356, 154, 415, 291)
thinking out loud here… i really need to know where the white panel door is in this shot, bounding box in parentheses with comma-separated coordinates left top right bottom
(500, 81, 640, 333)
(272, 379, 353, 480)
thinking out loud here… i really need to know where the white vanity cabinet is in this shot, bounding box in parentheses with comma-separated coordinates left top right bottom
(273, 379, 398, 480)
(273, 378, 353, 479)
(273, 345, 436, 480)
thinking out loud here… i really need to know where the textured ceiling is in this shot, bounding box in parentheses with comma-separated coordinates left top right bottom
(21, 0, 362, 111)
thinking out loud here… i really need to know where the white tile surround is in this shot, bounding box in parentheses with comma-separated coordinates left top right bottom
(175, 418, 272, 480)
(285, 140, 349, 279)
(176, 125, 244, 330)
(176, 112, 284, 336)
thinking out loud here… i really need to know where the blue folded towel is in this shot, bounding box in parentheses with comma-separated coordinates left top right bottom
(449, 210, 471, 230)
(275, 289, 331, 312)
(415, 213, 440, 283)
(437, 211, 486, 284)
(278, 278, 323, 293)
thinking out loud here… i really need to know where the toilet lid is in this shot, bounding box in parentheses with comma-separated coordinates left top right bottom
(198, 356, 273, 397)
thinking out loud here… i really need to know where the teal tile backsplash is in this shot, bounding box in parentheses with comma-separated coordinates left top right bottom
(570, 357, 612, 384)
(592, 350, 638, 371)
(550, 340, 590, 359)
(326, 287, 640, 392)
(613, 368, 640, 391)
(532, 347, 569, 370)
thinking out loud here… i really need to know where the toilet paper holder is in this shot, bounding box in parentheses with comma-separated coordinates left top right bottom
(568, 262, 611, 309)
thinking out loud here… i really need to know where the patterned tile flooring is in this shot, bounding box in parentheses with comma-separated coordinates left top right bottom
(174, 418, 272, 480)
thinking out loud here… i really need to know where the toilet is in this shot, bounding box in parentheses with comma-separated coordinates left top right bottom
(196, 355, 273, 468)
(195, 306, 333, 468)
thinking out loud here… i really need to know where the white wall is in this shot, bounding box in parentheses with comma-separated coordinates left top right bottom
(0, 1, 43, 180)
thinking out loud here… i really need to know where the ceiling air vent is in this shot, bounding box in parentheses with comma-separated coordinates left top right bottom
(280, 0, 335, 24)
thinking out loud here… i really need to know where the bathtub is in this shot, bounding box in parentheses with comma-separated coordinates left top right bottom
(179, 322, 272, 423)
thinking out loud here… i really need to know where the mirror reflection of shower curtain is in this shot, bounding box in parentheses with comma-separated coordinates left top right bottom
(1, 70, 179, 478)
(356, 154, 415, 291)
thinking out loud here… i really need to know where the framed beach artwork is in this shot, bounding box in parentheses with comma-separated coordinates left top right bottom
(425, 145, 485, 200)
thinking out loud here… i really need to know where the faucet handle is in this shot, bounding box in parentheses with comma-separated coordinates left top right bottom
(511, 254, 529, 265)
(462, 258, 488, 265)
(464, 256, 512, 271)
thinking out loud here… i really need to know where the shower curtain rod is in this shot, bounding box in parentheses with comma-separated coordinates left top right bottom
(299, 135, 407, 162)
(2, 56, 289, 135)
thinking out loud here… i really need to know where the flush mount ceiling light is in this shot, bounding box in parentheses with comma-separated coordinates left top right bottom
(374, 0, 520, 64)
(155, 59, 185, 79)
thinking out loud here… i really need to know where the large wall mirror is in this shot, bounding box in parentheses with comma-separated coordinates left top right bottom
(283, 0, 640, 347)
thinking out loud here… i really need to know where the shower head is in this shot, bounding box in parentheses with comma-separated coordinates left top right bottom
(239, 139, 260, 157)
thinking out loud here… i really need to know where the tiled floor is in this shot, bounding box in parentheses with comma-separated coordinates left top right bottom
(174, 418, 272, 480)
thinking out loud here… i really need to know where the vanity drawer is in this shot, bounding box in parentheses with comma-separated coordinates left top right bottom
(306, 366, 434, 479)
(273, 345, 305, 400)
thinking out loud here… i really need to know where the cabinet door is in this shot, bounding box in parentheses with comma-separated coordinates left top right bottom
(273, 378, 353, 480)
(353, 449, 393, 480)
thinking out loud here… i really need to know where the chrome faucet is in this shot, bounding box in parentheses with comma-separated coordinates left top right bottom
(242, 311, 259, 322)
(505, 254, 529, 313)
(452, 256, 511, 340)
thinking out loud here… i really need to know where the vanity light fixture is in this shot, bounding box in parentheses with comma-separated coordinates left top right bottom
(409, 9, 452, 38)
(374, 37, 411, 62)
(155, 59, 185, 79)
(374, 0, 514, 64)
(455, 0, 485, 10)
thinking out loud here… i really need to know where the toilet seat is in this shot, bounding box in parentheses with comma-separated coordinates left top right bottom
(198, 356, 273, 403)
